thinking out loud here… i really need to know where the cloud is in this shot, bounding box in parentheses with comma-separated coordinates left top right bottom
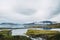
(49, 13, 60, 23)
(0, 0, 60, 23)
(15, 8, 36, 15)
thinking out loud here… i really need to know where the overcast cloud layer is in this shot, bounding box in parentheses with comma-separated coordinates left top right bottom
(0, 0, 60, 23)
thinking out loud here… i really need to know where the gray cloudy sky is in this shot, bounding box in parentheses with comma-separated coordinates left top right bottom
(0, 0, 60, 23)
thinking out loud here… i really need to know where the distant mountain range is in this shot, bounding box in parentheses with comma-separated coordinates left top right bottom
(23, 21, 58, 28)
(0, 21, 57, 28)
(24, 21, 56, 25)
(0, 23, 20, 25)
(0, 21, 56, 25)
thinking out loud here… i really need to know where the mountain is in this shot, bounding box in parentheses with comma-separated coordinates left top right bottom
(0, 23, 23, 28)
(0, 23, 19, 25)
(23, 21, 57, 28)
(23, 23, 35, 25)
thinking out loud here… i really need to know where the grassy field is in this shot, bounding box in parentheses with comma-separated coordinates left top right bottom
(26, 29, 60, 40)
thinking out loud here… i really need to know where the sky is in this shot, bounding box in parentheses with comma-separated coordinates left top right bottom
(0, 0, 60, 24)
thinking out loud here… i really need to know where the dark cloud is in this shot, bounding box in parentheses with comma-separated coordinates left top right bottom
(15, 7, 36, 15)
